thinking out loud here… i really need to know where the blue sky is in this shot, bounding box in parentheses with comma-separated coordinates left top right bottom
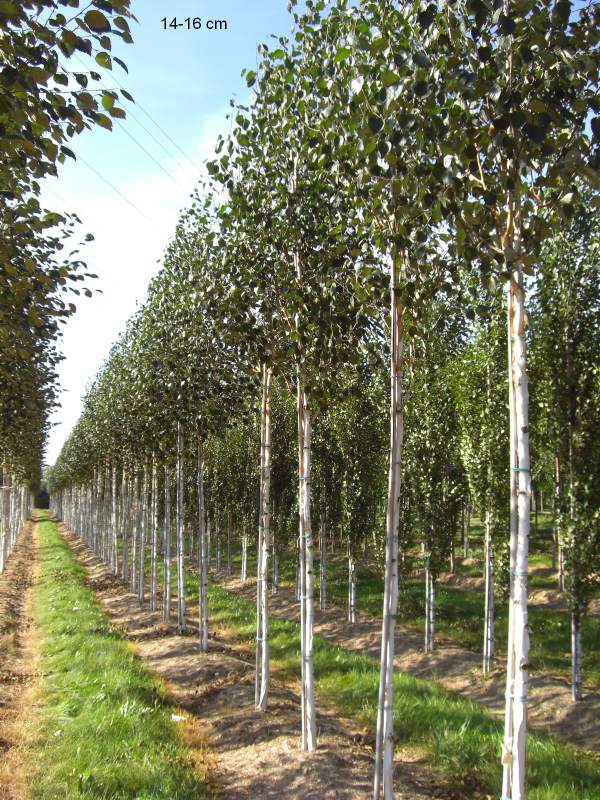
(43, 1, 296, 464)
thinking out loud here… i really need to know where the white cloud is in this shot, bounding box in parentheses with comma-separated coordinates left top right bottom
(43, 109, 228, 465)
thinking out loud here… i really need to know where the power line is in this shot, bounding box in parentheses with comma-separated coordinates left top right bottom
(42, 183, 69, 206)
(77, 155, 155, 225)
(119, 105, 198, 182)
(71, 53, 202, 177)
(128, 98, 202, 174)
(115, 119, 189, 193)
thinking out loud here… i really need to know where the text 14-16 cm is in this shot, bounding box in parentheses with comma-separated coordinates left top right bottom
(161, 17, 228, 30)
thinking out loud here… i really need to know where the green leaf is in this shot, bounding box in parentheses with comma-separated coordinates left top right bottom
(334, 47, 352, 63)
(95, 52, 112, 70)
(381, 69, 400, 87)
(101, 92, 115, 111)
(95, 113, 113, 131)
(84, 10, 111, 33)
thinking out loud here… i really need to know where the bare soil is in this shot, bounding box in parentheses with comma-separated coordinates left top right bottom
(60, 525, 459, 800)
(218, 574, 600, 753)
(0, 521, 39, 800)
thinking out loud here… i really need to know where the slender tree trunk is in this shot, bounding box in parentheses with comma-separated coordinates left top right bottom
(241, 525, 248, 582)
(226, 511, 232, 577)
(295, 544, 301, 602)
(111, 463, 118, 576)
(150, 455, 158, 611)
(176, 423, 186, 633)
(373, 256, 404, 800)
(272, 549, 279, 594)
(216, 525, 221, 572)
(163, 463, 171, 622)
(130, 472, 139, 593)
(197, 437, 208, 652)
(121, 469, 129, 583)
(571, 610, 583, 701)
(297, 381, 316, 750)
(138, 461, 148, 605)
(319, 512, 327, 611)
(501, 256, 532, 800)
(348, 550, 357, 624)
(483, 507, 495, 673)
(257, 364, 273, 710)
(255, 371, 266, 707)
(552, 453, 560, 574)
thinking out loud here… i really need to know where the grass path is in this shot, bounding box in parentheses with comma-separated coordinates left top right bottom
(28, 513, 213, 800)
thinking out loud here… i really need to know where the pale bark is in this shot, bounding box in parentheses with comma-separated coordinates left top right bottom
(176, 423, 186, 633)
(150, 456, 158, 611)
(571, 611, 583, 701)
(256, 364, 273, 711)
(226, 512, 232, 577)
(241, 526, 248, 582)
(373, 255, 404, 800)
(138, 461, 148, 605)
(319, 513, 327, 611)
(502, 264, 532, 800)
(163, 463, 172, 622)
(121, 470, 129, 584)
(483, 510, 495, 674)
(197, 438, 208, 652)
(348, 550, 356, 624)
(297, 383, 316, 750)
(272, 550, 279, 594)
(130, 473, 139, 593)
(111, 464, 118, 575)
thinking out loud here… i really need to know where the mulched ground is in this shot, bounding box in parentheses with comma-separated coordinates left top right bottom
(0, 521, 39, 800)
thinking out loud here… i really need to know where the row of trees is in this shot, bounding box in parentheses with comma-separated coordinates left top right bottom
(46, 1, 599, 799)
(0, 1, 134, 516)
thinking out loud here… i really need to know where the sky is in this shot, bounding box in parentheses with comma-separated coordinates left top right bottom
(42, 1, 296, 465)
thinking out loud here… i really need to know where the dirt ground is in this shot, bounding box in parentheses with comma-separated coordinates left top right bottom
(60, 525, 460, 800)
(0, 522, 39, 800)
(215, 573, 600, 753)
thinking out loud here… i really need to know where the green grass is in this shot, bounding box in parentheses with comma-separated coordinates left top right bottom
(188, 575, 600, 800)
(30, 513, 211, 800)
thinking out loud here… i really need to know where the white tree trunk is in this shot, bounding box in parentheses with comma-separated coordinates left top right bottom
(216, 525, 221, 572)
(348, 552, 356, 624)
(373, 256, 404, 800)
(501, 266, 532, 800)
(257, 364, 273, 711)
(272, 550, 279, 594)
(176, 423, 186, 634)
(571, 611, 583, 701)
(121, 470, 129, 583)
(110, 464, 118, 575)
(483, 510, 495, 674)
(163, 463, 171, 622)
(130, 473, 139, 593)
(319, 514, 327, 611)
(150, 456, 158, 611)
(197, 438, 208, 652)
(297, 384, 316, 750)
(138, 461, 148, 605)
(241, 527, 248, 582)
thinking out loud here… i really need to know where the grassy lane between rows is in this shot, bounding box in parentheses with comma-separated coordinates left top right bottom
(30, 514, 213, 800)
(181, 573, 600, 800)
